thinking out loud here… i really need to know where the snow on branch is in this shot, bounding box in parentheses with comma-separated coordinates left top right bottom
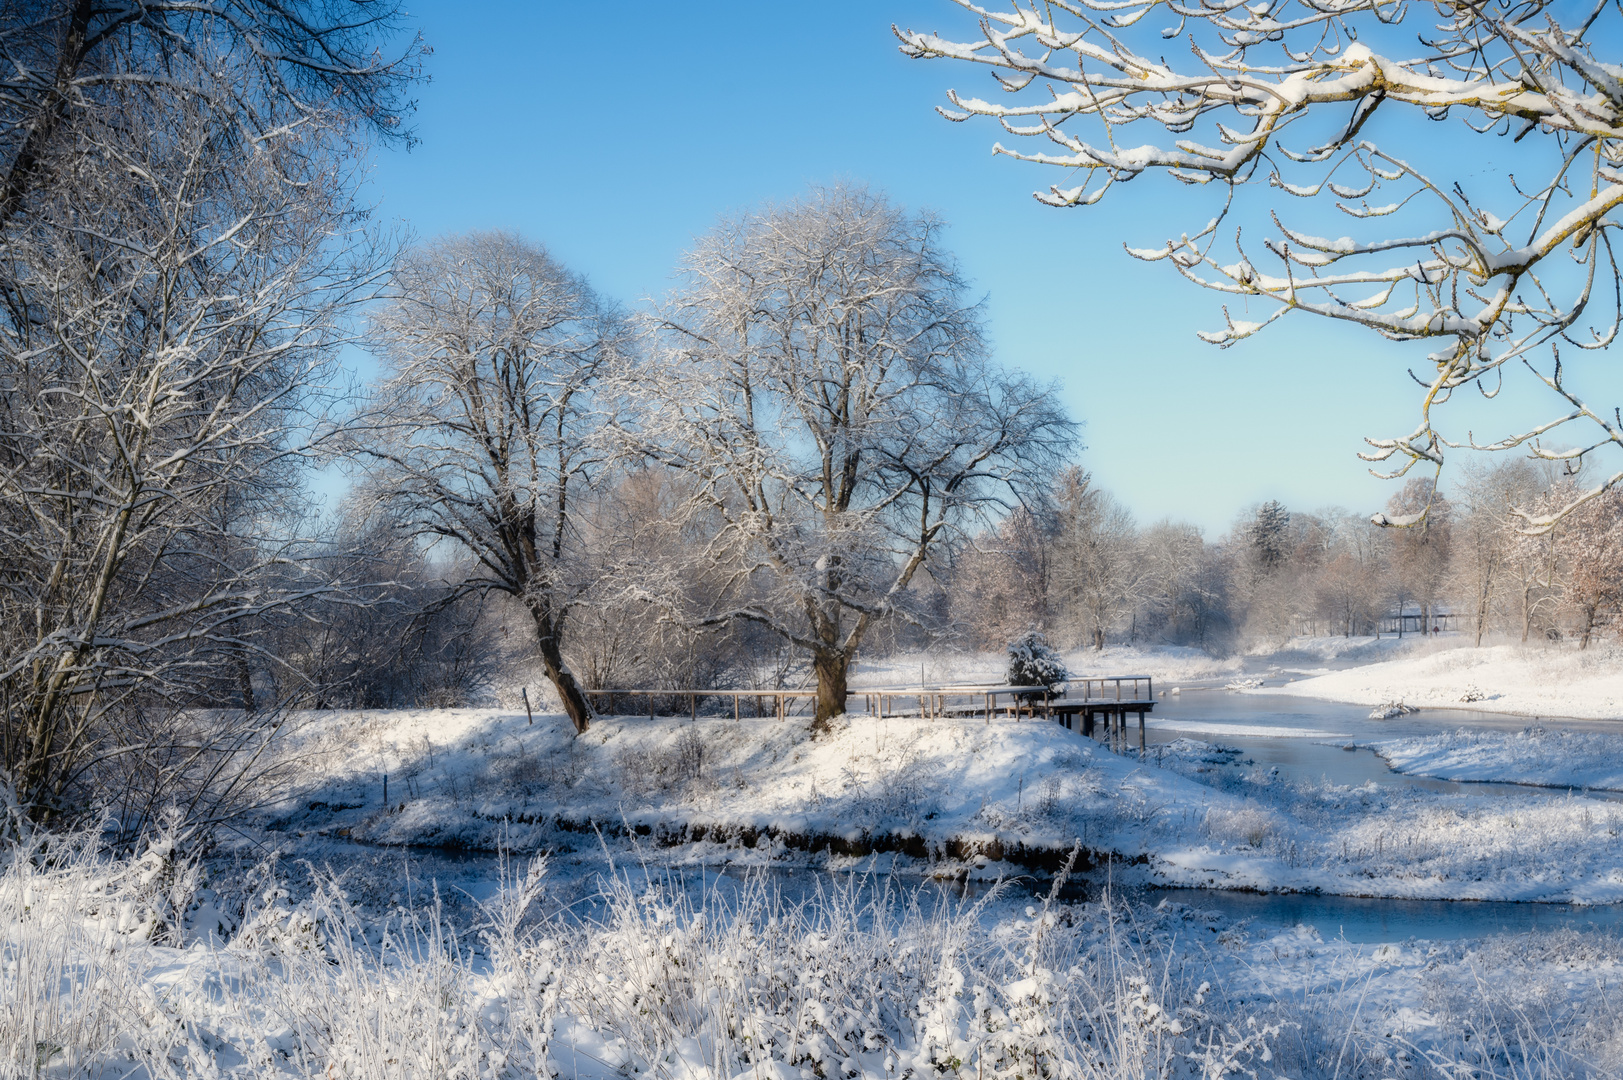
(899, 0, 1623, 526)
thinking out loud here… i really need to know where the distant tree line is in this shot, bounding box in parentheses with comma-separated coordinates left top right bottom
(947, 466, 1623, 655)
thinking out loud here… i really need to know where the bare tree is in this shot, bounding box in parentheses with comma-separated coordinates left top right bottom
(0, 0, 420, 227)
(566, 466, 762, 702)
(900, 0, 1623, 527)
(1309, 509, 1389, 637)
(0, 23, 403, 827)
(1451, 460, 1546, 645)
(949, 506, 1054, 649)
(1387, 480, 1454, 634)
(357, 232, 622, 735)
(629, 185, 1075, 730)
(1135, 520, 1228, 647)
(1049, 467, 1139, 650)
(1556, 486, 1623, 648)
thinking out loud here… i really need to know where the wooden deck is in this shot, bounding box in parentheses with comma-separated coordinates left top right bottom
(586, 676, 1156, 751)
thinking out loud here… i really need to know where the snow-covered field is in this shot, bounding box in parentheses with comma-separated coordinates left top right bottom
(1254, 640, 1623, 720)
(7, 833, 1623, 1080)
(13, 638, 1623, 1076)
(1369, 727, 1623, 791)
(853, 637, 1623, 721)
(267, 705, 1623, 904)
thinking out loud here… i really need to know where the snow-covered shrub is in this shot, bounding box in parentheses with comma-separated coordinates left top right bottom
(1202, 805, 1284, 849)
(613, 725, 713, 798)
(0, 832, 176, 1077)
(1007, 632, 1068, 696)
(11, 833, 1623, 1080)
(843, 749, 941, 828)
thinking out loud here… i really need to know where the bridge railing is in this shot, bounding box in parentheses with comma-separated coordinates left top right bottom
(583, 676, 1154, 721)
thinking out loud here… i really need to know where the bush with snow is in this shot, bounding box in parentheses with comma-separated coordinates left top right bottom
(1006, 632, 1069, 696)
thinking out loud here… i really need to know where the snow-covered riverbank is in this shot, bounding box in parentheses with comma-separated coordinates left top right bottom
(1368, 727, 1623, 791)
(850, 637, 1623, 720)
(269, 705, 1623, 904)
(1251, 640, 1623, 720)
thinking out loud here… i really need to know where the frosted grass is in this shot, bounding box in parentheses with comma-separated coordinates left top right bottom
(3, 837, 1622, 1080)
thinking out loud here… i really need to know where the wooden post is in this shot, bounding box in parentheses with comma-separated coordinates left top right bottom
(522, 687, 534, 726)
(691, 693, 697, 722)
(734, 694, 740, 721)
(1139, 710, 1146, 754)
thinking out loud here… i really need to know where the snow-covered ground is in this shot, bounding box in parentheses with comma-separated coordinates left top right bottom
(855, 637, 1623, 720)
(1253, 639, 1623, 720)
(266, 706, 1623, 904)
(1369, 727, 1623, 791)
(13, 637, 1623, 1076)
(7, 831, 1623, 1080)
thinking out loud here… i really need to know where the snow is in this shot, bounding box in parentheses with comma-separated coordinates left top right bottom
(1149, 720, 1349, 739)
(1371, 727, 1623, 791)
(262, 692, 1623, 905)
(8, 832, 1623, 1080)
(11, 638, 1623, 1077)
(850, 643, 1241, 689)
(1256, 639, 1623, 719)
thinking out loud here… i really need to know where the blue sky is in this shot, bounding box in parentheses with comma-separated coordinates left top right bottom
(356, 0, 1617, 536)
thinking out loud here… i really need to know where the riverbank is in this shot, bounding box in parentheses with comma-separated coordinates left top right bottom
(1367, 727, 1623, 791)
(269, 703, 1623, 904)
(1251, 639, 1623, 720)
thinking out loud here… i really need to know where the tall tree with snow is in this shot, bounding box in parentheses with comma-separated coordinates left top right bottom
(1049, 467, 1140, 650)
(0, 1, 419, 828)
(357, 233, 622, 735)
(630, 185, 1075, 731)
(899, 0, 1623, 527)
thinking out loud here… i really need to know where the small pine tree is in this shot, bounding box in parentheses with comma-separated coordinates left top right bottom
(1248, 500, 1291, 570)
(1006, 631, 1069, 697)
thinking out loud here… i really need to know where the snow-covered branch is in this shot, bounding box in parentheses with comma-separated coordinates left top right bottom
(900, 0, 1623, 524)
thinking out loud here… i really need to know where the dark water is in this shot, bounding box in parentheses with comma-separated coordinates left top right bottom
(1137, 886, 1623, 943)
(625, 864, 1623, 946)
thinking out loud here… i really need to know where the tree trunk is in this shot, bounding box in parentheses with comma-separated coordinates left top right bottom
(234, 644, 256, 713)
(531, 610, 593, 734)
(811, 650, 849, 734)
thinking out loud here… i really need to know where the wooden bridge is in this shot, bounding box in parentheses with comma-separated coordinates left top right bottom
(585, 675, 1157, 750)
